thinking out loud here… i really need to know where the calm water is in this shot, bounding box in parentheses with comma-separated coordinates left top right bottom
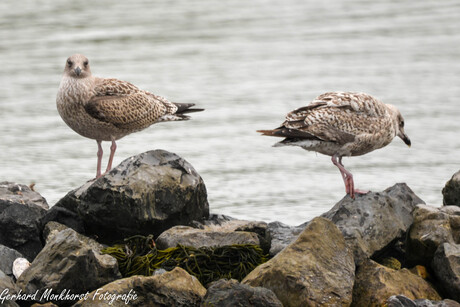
(1, 0, 459, 225)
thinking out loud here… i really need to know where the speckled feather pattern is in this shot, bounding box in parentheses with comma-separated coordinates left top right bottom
(56, 56, 188, 142)
(264, 92, 402, 157)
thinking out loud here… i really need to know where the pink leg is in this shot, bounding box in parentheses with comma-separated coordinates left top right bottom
(105, 140, 117, 174)
(331, 155, 367, 199)
(96, 140, 103, 178)
(338, 156, 347, 182)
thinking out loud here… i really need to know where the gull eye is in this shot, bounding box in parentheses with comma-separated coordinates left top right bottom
(67, 59, 73, 67)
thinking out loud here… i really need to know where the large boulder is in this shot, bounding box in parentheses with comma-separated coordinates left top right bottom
(0, 182, 49, 260)
(322, 183, 423, 264)
(202, 279, 282, 307)
(242, 217, 355, 307)
(352, 259, 441, 306)
(443, 170, 460, 207)
(387, 295, 460, 307)
(432, 243, 460, 301)
(0, 244, 23, 279)
(47, 150, 209, 244)
(406, 205, 460, 265)
(73, 267, 206, 306)
(156, 225, 260, 250)
(16, 228, 121, 306)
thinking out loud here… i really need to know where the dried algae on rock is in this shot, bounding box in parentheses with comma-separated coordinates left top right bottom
(102, 234, 268, 286)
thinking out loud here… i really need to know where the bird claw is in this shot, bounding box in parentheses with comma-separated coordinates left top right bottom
(348, 189, 369, 199)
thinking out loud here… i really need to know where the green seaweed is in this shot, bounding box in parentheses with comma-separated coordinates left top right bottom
(101, 235, 268, 285)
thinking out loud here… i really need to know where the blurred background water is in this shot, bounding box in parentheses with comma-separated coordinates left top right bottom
(0, 0, 459, 225)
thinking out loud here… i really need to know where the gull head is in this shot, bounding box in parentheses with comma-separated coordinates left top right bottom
(386, 104, 411, 147)
(64, 54, 92, 79)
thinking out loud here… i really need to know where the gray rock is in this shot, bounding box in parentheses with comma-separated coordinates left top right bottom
(243, 217, 355, 307)
(0, 182, 49, 260)
(73, 267, 206, 307)
(48, 150, 209, 244)
(0, 182, 48, 210)
(202, 279, 282, 307)
(0, 244, 23, 278)
(406, 205, 460, 265)
(156, 225, 260, 250)
(202, 215, 269, 252)
(265, 221, 306, 256)
(0, 270, 20, 307)
(387, 295, 460, 307)
(443, 170, 460, 207)
(322, 183, 423, 265)
(42, 221, 104, 252)
(16, 228, 121, 305)
(42, 221, 71, 244)
(432, 243, 460, 301)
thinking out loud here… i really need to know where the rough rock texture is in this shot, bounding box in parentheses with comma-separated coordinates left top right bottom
(443, 170, 460, 207)
(48, 150, 209, 244)
(0, 244, 23, 278)
(0, 182, 49, 260)
(41, 221, 103, 252)
(432, 243, 460, 301)
(202, 214, 269, 252)
(156, 225, 260, 250)
(202, 279, 283, 307)
(265, 221, 306, 256)
(243, 217, 355, 307)
(406, 205, 460, 265)
(387, 295, 460, 307)
(0, 270, 20, 306)
(73, 267, 206, 307)
(322, 183, 424, 265)
(16, 228, 121, 305)
(42, 221, 71, 244)
(352, 259, 441, 306)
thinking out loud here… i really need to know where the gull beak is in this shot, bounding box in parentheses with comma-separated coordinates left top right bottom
(74, 67, 82, 76)
(398, 131, 411, 147)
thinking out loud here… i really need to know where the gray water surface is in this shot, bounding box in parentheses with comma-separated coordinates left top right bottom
(1, 0, 459, 225)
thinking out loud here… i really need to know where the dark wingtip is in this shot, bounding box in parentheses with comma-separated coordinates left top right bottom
(173, 102, 204, 114)
(183, 108, 205, 114)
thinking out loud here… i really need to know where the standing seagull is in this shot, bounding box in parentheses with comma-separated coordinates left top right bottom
(258, 92, 411, 199)
(57, 54, 203, 178)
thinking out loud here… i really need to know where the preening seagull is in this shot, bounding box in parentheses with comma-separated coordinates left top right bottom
(258, 92, 411, 199)
(56, 54, 203, 178)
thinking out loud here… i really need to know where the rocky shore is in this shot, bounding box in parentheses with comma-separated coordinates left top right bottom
(0, 150, 459, 307)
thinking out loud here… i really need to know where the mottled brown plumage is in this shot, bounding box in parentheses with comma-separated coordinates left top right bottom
(56, 54, 203, 178)
(258, 92, 411, 198)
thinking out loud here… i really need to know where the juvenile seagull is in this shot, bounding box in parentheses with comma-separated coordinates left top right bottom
(258, 92, 411, 199)
(57, 54, 203, 178)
